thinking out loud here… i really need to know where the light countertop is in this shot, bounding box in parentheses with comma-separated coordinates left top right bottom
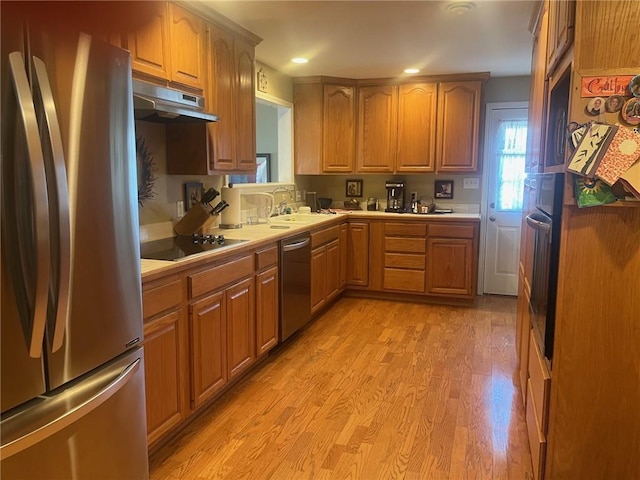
(140, 211, 481, 279)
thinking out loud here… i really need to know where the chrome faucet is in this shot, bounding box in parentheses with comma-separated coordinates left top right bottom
(271, 186, 295, 216)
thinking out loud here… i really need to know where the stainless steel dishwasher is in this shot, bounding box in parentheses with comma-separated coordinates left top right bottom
(279, 233, 311, 341)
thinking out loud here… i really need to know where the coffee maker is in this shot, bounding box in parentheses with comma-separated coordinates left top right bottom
(385, 181, 405, 212)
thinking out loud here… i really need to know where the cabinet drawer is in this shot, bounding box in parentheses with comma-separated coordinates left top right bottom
(256, 245, 278, 271)
(384, 253, 425, 270)
(526, 381, 547, 480)
(383, 268, 425, 293)
(384, 222, 427, 237)
(384, 237, 426, 253)
(189, 255, 254, 299)
(311, 225, 340, 248)
(143, 279, 183, 320)
(428, 223, 475, 239)
(528, 331, 551, 432)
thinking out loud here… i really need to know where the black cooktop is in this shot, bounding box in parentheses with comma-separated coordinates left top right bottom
(140, 235, 247, 261)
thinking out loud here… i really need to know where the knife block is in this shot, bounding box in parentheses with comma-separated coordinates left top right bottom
(174, 204, 217, 236)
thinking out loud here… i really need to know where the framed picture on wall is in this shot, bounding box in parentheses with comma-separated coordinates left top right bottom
(435, 180, 454, 199)
(346, 179, 363, 197)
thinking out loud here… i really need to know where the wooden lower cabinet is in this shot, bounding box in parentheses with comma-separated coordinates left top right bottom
(189, 292, 226, 408)
(256, 266, 278, 357)
(347, 222, 370, 286)
(143, 308, 189, 447)
(426, 237, 474, 296)
(142, 277, 189, 448)
(339, 224, 348, 288)
(383, 222, 427, 294)
(226, 277, 256, 380)
(311, 246, 327, 313)
(311, 239, 340, 314)
(190, 275, 255, 402)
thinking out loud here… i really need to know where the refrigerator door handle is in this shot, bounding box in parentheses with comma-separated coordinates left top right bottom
(31, 56, 71, 353)
(8, 51, 51, 359)
(0, 358, 141, 461)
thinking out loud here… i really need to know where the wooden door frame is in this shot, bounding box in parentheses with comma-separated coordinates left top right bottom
(477, 101, 528, 295)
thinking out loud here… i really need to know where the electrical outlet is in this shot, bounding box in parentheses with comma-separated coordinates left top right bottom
(176, 200, 185, 218)
(410, 191, 418, 201)
(463, 178, 479, 189)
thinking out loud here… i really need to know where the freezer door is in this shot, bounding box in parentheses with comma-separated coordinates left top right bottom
(0, 348, 149, 479)
(26, 29, 144, 389)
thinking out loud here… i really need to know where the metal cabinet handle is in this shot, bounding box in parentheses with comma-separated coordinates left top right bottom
(8, 51, 50, 359)
(32, 56, 71, 353)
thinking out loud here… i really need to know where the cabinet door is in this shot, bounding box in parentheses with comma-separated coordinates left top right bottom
(323, 85, 355, 172)
(357, 85, 397, 173)
(190, 292, 227, 408)
(256, 266, 278, 357)
(426, 237, 473, 296)
(127, 1, 170, 80)
(339, 223, 348, 288)
(325, 240, 340, 300)
(143, 309, 189, 446)
(209, 25, 236, 170)
(347, 222, 370, 286)
(293, 82, 323, 174)
(436, 81, 481, 172)
(546, 0, 575, 76)
(527, 3, 549, 174)
(396, 83, 437, 173)
(234, 37, 257, 171)
(168, 3, 205, 90)
(311, 246, 327, 314)
(226, 277, 255, 380)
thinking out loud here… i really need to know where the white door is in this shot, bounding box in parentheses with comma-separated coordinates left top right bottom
(483, 106, 528, 295)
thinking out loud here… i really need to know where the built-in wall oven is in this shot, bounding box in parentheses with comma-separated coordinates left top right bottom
(526, 172, 564, 362)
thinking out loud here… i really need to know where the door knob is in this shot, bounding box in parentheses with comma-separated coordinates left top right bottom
(489, 216, 496, 222)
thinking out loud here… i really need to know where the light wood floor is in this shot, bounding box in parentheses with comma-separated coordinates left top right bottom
(150, 296, 533, 480)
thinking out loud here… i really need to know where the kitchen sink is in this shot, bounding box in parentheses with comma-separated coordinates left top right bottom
(269, 213, 330, 225)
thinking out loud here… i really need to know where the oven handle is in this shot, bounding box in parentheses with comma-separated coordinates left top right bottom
(526, 213, 551, 233)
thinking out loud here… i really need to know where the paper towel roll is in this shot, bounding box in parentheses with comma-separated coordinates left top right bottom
(220, 186, 242, 228)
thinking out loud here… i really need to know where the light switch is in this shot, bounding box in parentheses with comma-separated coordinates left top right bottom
(463, 178, 479, 189)
(176, 200, 185, 218)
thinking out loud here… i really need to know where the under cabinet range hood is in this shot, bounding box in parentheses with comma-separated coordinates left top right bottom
(132, 79, 218, 123)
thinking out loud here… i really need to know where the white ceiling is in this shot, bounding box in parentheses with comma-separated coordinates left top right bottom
(199, 0, 537, 79)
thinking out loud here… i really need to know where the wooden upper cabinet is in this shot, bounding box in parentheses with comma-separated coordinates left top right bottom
(357, 85, 398, 173)
(127, 2, 205, 90)
(323, 85, 356, 172)
(293, 79, 355, 174)
(526, 3, 548, 174)
(208, 24, 256, 172)
(396, 83, 437, 173)
(168, 3, 206, 90)
(127, 1, 171, 80)
(209, 25, 235, 170)
(546, 0, 575, 77)
(435, 81, 481, 173)
(234, 37, 257, 171)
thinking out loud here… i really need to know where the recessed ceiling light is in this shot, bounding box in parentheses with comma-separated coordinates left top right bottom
(445, 1, 475, 15)
(404, 68, 420, 74)
(291, 57, 309, 64)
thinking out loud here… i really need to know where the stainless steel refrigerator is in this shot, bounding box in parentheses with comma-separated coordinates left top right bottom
(1, 5, 149, 478)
